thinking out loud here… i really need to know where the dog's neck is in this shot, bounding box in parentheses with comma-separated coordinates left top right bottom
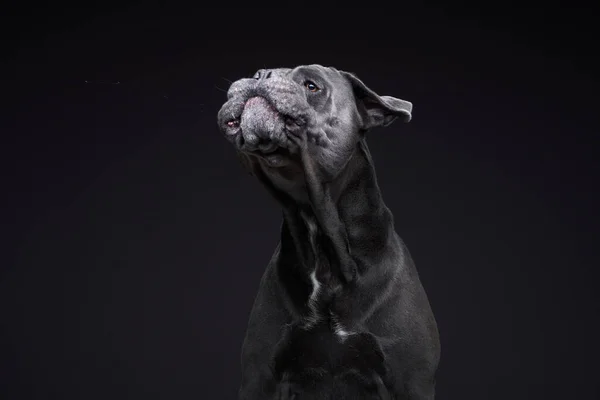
(276, 139, 396, 280)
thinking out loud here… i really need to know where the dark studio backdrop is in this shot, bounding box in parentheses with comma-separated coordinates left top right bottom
(1, 3, 598, 400)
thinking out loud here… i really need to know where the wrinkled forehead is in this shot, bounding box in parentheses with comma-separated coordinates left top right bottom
(252, 64, 349, 90)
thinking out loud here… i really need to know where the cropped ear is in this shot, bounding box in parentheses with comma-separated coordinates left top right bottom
(340, 71, 413, 131)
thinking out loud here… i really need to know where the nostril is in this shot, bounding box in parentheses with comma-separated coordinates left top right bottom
(265, 71, 272, 79)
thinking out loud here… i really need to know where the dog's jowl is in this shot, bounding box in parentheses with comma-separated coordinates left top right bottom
(217, 65, 440, 399)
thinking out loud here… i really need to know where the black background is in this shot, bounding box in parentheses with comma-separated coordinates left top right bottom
(1, 4, 599, 399)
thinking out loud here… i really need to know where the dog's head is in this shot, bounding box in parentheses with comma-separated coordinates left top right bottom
(217, 65, 412, 195)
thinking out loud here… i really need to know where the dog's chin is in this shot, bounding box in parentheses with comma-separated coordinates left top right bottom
(248, 146, 295, 168)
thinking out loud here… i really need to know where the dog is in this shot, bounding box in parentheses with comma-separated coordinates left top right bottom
(217, 65, 440, 399)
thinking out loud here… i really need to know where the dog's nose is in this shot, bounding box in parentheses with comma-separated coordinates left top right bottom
(254, 69, 273, 80)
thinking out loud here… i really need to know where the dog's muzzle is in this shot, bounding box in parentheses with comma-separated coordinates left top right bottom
(217, 75, 311, 161)
(238, 96, 285, 153)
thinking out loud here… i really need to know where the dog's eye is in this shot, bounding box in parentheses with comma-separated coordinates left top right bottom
(304, 80, 320, 92)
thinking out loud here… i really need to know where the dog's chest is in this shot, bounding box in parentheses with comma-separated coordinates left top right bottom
(301, 212, 351, 339)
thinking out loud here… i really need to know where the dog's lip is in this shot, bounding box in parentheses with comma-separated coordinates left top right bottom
(257, 142, 279, 154)
(250, 146, 292, 167)
(251, 146, 286, 157)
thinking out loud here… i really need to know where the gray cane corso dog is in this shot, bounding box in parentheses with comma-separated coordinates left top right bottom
(217, 65, 440, 399)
